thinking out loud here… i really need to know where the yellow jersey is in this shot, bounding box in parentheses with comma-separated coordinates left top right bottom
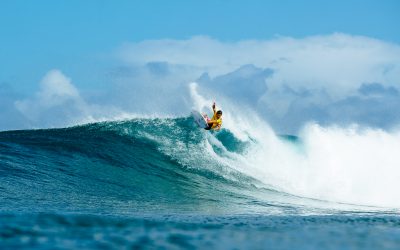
(211, 112, 222, 129)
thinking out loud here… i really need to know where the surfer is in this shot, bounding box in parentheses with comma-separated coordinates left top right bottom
(203, 102, 222, 131)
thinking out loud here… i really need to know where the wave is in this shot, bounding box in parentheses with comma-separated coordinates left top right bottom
(0, 114, 399, 216)
(0, 117, 303, 215)
(1, 84, 400, 215)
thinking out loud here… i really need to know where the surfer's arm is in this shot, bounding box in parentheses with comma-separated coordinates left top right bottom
(212, 102, 216, 114)
(207, 119, 222, 127)
(207, 120, 215, 126)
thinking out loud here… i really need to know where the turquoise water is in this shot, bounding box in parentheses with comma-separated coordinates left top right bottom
(1, 118, 399, 249)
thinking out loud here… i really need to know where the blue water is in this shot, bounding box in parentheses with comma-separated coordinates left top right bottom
(1, 117, 399, 249)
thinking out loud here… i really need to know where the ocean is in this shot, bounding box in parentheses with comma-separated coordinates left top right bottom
(1, 117, 399, 249)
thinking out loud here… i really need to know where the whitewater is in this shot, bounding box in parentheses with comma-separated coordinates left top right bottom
(190, 83, 400, 209)
(1, 83, 400, 249)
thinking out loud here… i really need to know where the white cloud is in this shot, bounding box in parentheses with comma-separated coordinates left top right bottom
(15, 70, 87, 123)
(118, 34, 400, 97)
(7, 34, 400, 132)
(13, 69, 153, 129)
(115, 34, 400, 133)
(38, 69, 80, 103)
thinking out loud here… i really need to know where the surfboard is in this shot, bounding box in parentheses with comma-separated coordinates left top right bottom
(191, 110, 208, 129)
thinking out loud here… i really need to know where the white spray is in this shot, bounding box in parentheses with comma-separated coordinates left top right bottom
(190, 82, 400, 209)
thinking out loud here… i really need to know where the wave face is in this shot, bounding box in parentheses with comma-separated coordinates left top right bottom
(0, 118, 280, 215)
(1, 115, 400, 217)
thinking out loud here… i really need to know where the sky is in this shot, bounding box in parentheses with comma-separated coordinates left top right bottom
(1, 0, 400, 132)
